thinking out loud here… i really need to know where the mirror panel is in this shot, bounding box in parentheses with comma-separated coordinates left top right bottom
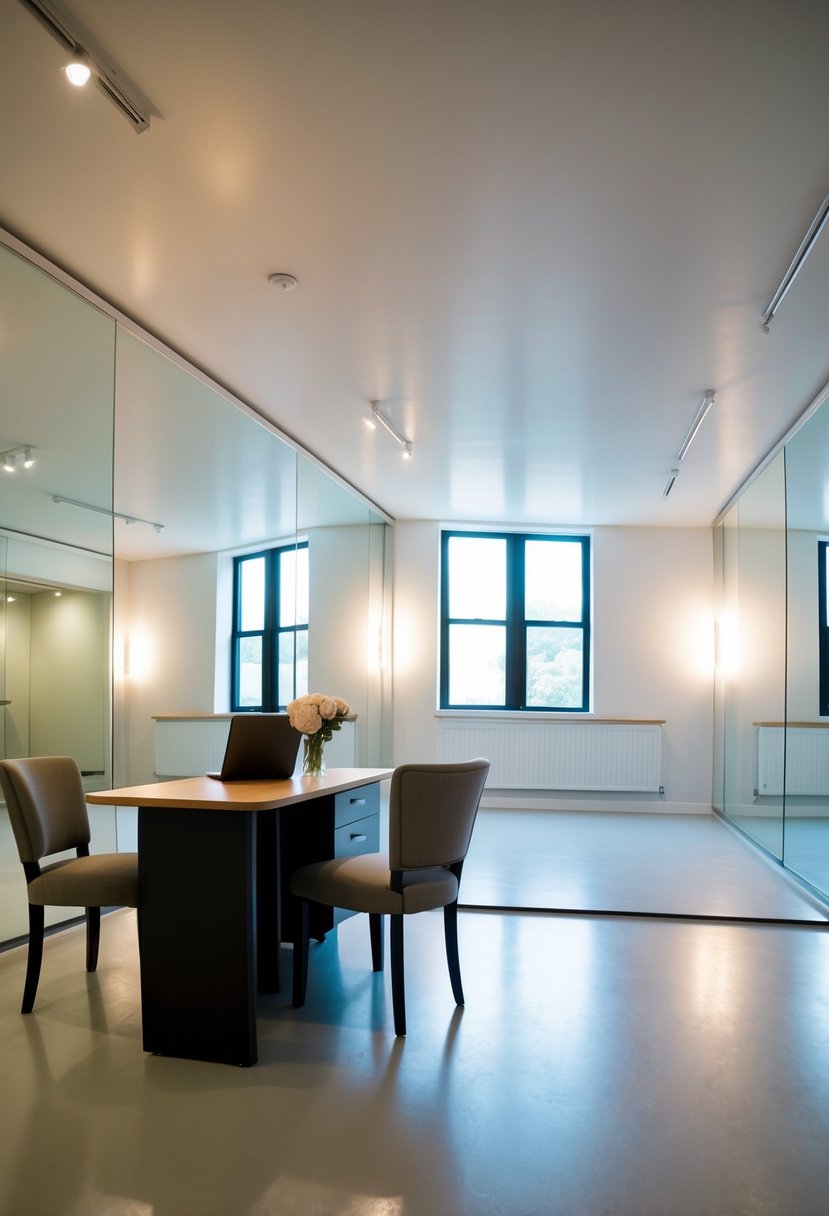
(0, 235, 393, 947)
(783, 406, 829, 896)
(720, 452, 787, 859)
(296, 454, 391, 769)
(113, 329, 299, 788)
(0, 241, 115, 941)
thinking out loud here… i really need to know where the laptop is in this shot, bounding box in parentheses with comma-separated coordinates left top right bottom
(207, 713, 301, 781)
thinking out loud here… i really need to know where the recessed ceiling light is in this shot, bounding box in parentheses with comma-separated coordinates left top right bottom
(268, 272, 298, 291)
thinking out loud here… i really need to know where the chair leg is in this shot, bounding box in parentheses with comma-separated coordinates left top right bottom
(390, 914, 406, 1036)
(292, 899, 310, 1008)
(22, 904, 45, 1014)
(86, 907, 101, 972)
(444, 900, 464, 1006)
(369, 913, 384, 971)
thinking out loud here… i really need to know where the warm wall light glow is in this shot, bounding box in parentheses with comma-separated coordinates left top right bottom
(715, 610, 740, 681)
(366, 611, 385, 675)
(124, 628, 154, 682)
(674, 602, 715, 682)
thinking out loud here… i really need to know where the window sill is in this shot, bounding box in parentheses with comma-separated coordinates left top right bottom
(435, 711, 665, 725)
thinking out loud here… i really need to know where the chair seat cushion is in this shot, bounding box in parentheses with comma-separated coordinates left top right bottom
(290, 852, 459, 915)
(27, 853, 139, 908)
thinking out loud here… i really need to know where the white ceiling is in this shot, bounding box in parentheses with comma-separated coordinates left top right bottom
(2, 0, 829, 529)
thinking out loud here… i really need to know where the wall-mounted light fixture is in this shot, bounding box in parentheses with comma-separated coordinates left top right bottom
(676, 390, 715, 463)
(761, 191, 829, 333)
(18, 0, 151, 132)
(366, 400, 412, 458)
(52, 494, 165, 534)
(2, 445, 36, 472)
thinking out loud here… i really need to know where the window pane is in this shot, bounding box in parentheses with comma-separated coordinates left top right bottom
(238, 636, 262, 707)
(526, 627, 583, 708)
(448, 624, 505, 705)
(448, 536, 506, 620)
(526, 540, 582, 621)
(295, 547, 309, 626)
(279, 547, 309, 627)
(278, 629, 309, 707)
(239, 557, 265, 631)
(295, 628, 308, 698)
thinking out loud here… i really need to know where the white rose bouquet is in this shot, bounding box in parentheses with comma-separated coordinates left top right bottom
(287, 693, 356, 776)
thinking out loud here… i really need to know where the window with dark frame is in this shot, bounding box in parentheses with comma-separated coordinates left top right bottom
(818, 540, 829, 716)
(231, 543, 308, 712)
(440, 530, 591, 712)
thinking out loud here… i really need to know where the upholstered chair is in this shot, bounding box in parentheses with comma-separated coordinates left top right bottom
(0, 756, 139, 1013)
(290, 758, 489, 1035)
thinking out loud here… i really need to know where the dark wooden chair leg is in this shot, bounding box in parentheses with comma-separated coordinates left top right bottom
(444, 899, 464, 1005)
(22, 904, 45, 1014)
(390, 914, 406, 1036)
(369, 913, 384, 971)
(292, 899, 310, 1008)
(86, 906, 101, 972)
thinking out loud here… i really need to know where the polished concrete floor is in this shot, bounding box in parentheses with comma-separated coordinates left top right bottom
(2, 902, 829, 1215)
(463, 810, 829, 921)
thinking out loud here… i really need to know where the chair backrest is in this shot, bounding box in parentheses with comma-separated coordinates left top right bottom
(0, 757, 91, 864)
(388, 759, 490, 872)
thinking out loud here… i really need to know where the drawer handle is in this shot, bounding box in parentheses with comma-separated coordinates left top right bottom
(350, 833, 368, 843)
(349, 797, 366, 806)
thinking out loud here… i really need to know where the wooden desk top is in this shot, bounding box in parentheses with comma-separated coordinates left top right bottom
(87, 767, 393, 812)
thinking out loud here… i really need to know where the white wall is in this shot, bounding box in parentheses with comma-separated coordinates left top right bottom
(392, 522, 714, 812)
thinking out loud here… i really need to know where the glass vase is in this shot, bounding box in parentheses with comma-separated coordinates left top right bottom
(302, 733, 326, 777)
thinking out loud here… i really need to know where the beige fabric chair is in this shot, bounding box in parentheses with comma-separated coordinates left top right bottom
(0, 756, 139, 1013)
(290, 758, 490, 1035)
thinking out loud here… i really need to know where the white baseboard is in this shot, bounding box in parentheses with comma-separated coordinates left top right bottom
(480, 792, 712, 815)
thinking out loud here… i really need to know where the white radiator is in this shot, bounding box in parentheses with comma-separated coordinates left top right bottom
(437, 720, 663, 792)
(756, 725, 829, 796)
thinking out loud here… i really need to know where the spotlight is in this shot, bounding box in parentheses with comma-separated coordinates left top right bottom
(65, 46, 91, 86)
(1, 445, 36, 472)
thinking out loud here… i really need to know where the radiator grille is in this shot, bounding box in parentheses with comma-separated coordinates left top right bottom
(437, 720, 663, 792)
(756, 725, 829, 796)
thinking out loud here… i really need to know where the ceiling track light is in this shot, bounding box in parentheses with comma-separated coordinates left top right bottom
(18, 0, 151, 132)
(65, 44, 90, 85)
(761, 190, 829, 333)
(663, 469, 679, 498)
(52, 494, 165, 534)
(369, 401, 412, 458)
(1, 445, 36, 472)
(675, 390, 716, 463)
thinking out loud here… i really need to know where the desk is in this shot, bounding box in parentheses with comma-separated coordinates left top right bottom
(87, 768, 392, 1066)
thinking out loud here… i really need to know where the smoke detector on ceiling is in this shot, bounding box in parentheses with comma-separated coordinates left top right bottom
(268, 273, 298, 291)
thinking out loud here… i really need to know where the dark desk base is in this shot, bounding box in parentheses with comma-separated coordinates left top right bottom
(136, 784, 379, 1066)
(139, 807, 257, 1066)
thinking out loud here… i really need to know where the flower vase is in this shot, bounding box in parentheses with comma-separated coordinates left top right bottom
(302, 733, 326, 777)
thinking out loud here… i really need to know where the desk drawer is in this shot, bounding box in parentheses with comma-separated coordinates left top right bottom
(335, 783, 380, 828)
(334, 812, 380, 859)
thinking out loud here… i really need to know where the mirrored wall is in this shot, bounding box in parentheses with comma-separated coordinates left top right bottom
(0, 232, 392, 943)
(714, 388, 829, 902)
(0, 239, 116, 939)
